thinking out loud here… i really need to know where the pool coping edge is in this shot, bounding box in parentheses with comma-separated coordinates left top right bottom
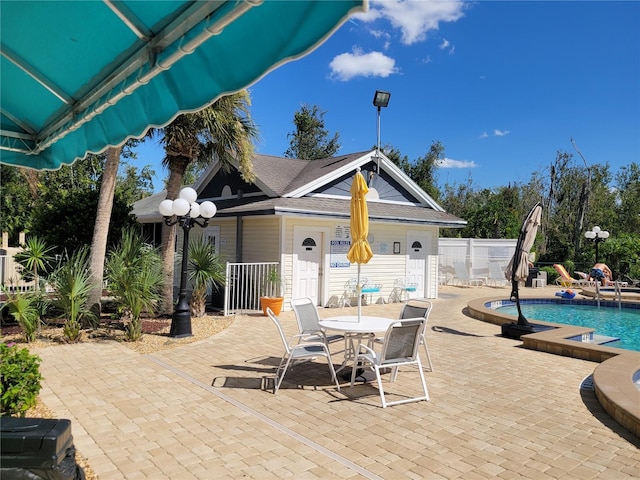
(467, 296, 640, 439)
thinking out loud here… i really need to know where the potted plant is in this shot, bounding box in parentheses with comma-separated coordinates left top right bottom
(260, 267, 284, 316)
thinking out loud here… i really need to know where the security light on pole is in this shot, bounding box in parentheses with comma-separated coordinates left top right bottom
(373, 90, 390, 174)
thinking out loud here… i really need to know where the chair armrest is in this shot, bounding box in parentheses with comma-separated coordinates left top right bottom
(288, 333, 322, 347)
(356, 343, 376, 356)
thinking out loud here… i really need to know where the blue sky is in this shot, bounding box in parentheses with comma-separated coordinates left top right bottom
(136, 0, 639, 193)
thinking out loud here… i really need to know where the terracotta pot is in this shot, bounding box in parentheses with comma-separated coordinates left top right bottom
(260, 296, 284, 316)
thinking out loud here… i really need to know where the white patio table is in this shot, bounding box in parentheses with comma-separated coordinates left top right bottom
(318, 316, 397, 381)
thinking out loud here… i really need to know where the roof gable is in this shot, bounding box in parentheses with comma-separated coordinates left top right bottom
(193, 149, 445, 211)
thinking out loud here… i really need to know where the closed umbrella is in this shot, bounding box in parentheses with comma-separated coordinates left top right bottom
(505, 202, 542, 326)
(346, 168, 373, 321)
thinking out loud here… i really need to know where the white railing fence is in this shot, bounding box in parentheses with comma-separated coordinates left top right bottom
(223, 262, 279, 316)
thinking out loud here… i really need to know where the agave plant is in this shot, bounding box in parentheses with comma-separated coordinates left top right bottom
(105, 229, 163, 341)
(184, 238, 225, 317)
(50, 247, 95, 341)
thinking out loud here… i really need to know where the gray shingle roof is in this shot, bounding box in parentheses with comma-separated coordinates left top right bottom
(213, 196, 465, 227)
(251, 151, 369, 196)
(133, 150, 466, 228)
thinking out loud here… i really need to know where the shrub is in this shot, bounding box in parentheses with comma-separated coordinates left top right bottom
(3, 290, 45, 342)
(540, 266, 558, 285)
(0, 343, 43, 416)
(106, 229, 163, 341)
(50, 247, 96, 341)
(185, 238, 225, 317)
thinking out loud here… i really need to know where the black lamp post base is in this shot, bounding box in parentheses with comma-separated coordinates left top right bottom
(170, 310, 193, 338)
(501, 322, 554, 340)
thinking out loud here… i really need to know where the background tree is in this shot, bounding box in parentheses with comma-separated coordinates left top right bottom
(284, 104, 340, 160)
(406, 141, 445, 201)
(0, 165, 37, 244)
(382, 144, 411, 173)
(144, 91, 258, 314)
(613, 162, 640, 234)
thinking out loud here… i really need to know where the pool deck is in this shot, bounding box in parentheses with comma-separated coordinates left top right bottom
(33, 285, 639, 479)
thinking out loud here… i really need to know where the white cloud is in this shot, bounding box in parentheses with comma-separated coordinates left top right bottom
(329, 48, 398, 81)
(494, 129, 511, 136)
(479, 132, 489, 139)
(437, 157, 477, 169)
(439, 39, 450, 50)
(362, 0, 467, 45)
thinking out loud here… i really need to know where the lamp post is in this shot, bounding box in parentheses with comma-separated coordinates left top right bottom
(372, 90, 390, 173)
(584, 226, 609, 264)
(159, 187, 217, 338)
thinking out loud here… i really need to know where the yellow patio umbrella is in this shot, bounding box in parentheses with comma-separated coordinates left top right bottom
(347, 168, 373, 320)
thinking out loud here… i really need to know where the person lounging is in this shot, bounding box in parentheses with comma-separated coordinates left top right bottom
(589, 263, 613, 287)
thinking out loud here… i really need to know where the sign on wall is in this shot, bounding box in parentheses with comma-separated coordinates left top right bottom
(330, 240, 351, 268)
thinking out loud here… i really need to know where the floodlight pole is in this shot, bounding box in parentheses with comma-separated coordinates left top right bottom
(373, 90, 390, 174)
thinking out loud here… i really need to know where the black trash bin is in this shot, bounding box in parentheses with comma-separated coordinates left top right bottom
(525, 267, 539, 287)
(0, 417, 85, 480)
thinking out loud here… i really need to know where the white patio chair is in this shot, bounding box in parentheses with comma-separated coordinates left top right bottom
(266, 308, 341, 393)
(453, 262, 483, 287)
(375, 298, 434, 371)
(291, 297, 344, 345)
(488, 262, 508, 287)
(350, 319, 430, 408)
(341, 278, 358, 307)
(399, 299, 434, 371)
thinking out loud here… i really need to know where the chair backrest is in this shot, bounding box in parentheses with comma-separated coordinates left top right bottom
(553, 264, 572, 280)
(399, 299, 431, 322)
(489, 262, 505, 280)
(380, 319, 425, 364)
(266, 308, 291, 355)
(453, 262, 470, 279)
(291, 297, 321, 334)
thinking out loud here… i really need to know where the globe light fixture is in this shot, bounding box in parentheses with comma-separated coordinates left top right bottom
(584, 226, 609, 263)
(159, 187, 217, 338)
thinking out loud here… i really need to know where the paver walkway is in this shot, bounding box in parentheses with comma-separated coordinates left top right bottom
(35, 286, 639, 479)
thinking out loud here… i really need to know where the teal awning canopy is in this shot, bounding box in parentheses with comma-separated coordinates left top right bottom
(0, 0, 366, 170)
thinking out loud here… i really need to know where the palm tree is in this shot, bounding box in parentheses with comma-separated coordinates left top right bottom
(146, 91, 258, 314)
(185, 237, 226, 317)
(87, 146, 121, 316)
(14, 236, 55, 291)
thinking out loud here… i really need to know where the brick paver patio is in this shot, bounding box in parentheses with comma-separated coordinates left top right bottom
(35, 286, 640, 479)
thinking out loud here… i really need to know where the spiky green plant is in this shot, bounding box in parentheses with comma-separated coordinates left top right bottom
(50, 247, 94, 341)
(3, 290, 44, 342)
(184, 237, 225, 317)
(13, 236, 55, 290)
(106, 229, 163, 341)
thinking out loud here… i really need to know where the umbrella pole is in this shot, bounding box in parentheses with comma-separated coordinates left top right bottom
(509, 230, 530, 327)
(511, 279, 529, 326)
(357, 264, 362, 321)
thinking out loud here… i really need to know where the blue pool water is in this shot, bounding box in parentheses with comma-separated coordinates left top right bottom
(497, 302, 640, 352)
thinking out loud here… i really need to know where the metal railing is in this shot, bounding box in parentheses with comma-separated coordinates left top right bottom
(223, 262, 279, 316)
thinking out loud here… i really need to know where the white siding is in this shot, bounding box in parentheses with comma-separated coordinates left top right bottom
(243, 217, 280, 262)
(282, 219, 439, 306)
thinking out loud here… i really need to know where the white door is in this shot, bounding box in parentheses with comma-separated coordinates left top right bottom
(406, 231, 428, 298)
(294, 231, 322, 305)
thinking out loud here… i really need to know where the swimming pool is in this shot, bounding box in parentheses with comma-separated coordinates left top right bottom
(497, 301, 640, 352)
